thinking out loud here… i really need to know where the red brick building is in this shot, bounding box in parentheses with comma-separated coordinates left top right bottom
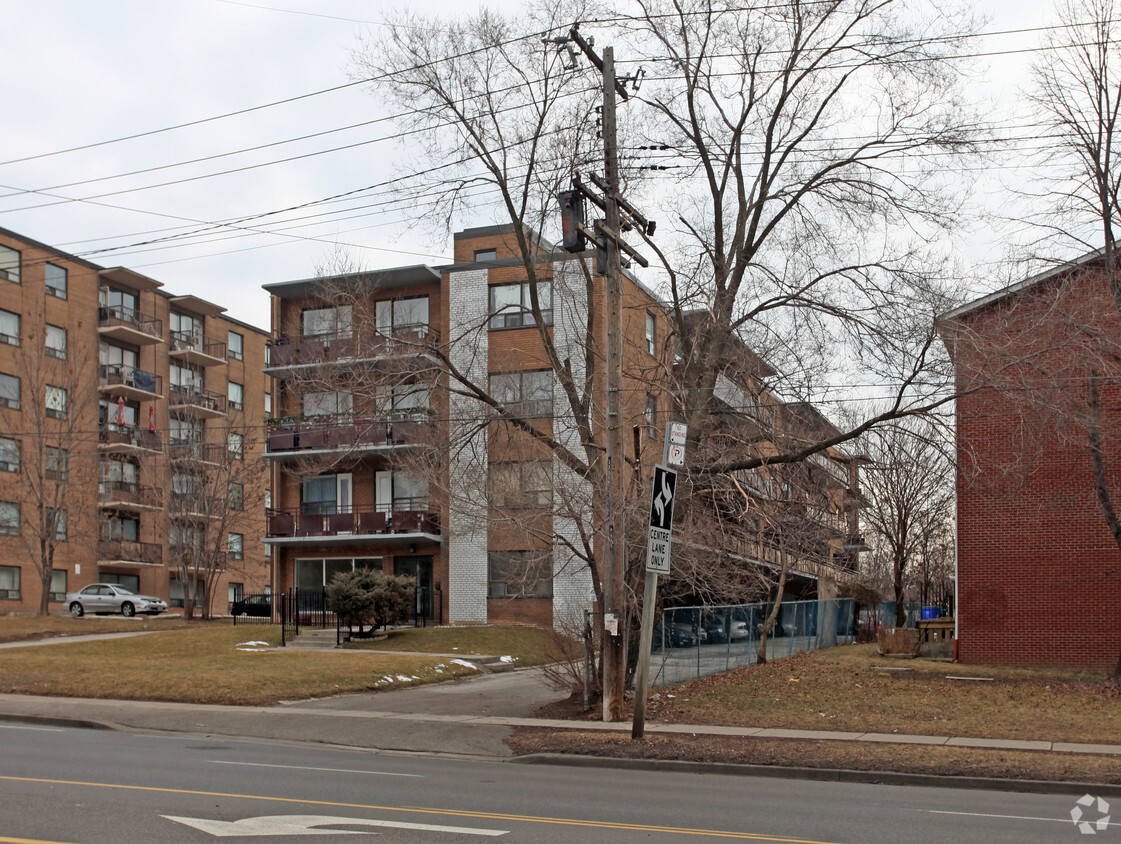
(942, 254, 1121, 671)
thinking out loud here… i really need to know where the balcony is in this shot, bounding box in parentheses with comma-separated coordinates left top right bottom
(98, 425, 162, 454)
(98, 305, 164, 346)
(264, 503, 440, 547)
(265, 324, 440, 373)
(99, 365, 162, 401)
(169, 330, 227, 367)
(166, 440, 224, 466)
(98, 481, 164, 512)
(168, 386, 227, 419)
(97, 539, 163, 566)
(265, 416, 428, 460)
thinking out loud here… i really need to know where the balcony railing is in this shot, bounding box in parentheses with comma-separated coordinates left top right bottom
(98, 304, 163, 344)
(98, 425, 162, 452)
(169, 330, 227, 365)
(97, 538, 163, 565)
(266, 324, 439, 368)
(266, 416, 428, 455)
(99, 365, 162, 397)
(98, 480, 164, 510)
(168, 386, 227, 417)
(166, 440, 224, 465)
(266, 504, 439, 539)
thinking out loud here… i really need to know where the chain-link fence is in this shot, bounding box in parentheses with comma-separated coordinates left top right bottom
(650, 598, 857, 686)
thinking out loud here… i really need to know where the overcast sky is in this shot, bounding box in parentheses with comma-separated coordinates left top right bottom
(0, 0, 1056, 329)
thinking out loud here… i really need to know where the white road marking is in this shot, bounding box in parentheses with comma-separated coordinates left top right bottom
(209, 760, 423, 778)
(163, 813, 508, 837)
(924, 809, 1107, 827)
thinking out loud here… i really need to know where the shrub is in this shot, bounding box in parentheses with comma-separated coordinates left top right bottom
(326, 569, 415, 636)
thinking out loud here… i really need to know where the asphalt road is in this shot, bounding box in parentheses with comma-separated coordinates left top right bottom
(0, 721, 1107, 843)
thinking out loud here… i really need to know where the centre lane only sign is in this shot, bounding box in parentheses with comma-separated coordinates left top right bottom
(646, 465, 678, 574)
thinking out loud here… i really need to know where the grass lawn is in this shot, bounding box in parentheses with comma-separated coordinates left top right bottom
(0, 620, 479, 705)
(345, 624, 572, 666)
(640, 644, 1119, 744)
(0, 614, 190, 644)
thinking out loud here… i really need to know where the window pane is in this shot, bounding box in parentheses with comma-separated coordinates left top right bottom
(45, 263, 67, 298)
(0, 246, 20, 283)
(0, 438, 18, 470)
(0, 373, 19, 408)
(46, 324, 66, 357)
(394, 297, 429, 329)
(228, 331, 243, 359)
(0, 310, 18, 344)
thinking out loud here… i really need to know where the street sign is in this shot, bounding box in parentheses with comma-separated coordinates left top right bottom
(666, 442, 685, 467)
(668, 421, 687, 445)
(646, 465, 677, 573)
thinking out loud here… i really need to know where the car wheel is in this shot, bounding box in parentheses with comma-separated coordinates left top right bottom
(69, 602, 84, 618)
(121, 602, 135, 617)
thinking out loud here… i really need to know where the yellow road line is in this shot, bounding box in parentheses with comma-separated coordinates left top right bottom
(0, 837, 76, 844)
(0, 774, 842, 842)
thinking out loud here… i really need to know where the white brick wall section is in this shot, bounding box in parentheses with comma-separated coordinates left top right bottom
(550, 258, 595, 630)
(446, 267, 490, 623)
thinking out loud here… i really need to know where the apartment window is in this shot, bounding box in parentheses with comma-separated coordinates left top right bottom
(45, 386, 67, 419)
(100, 341, 138, 370)
(474, 248, 497, 263)
(170, 417, 203, 444)
(375, 296, 429, 335)
(228, 331, 243, 361)
(0, 245, 19, 283)
(170, 472, 198, 498)
(0, 565, 19, 599)
(44, 263, 67, 299)
(170, 311, 201, 342)
(645, 394, 658, 438)
(102, 515, 139, 542)
(0, 502, 18, 536)
(645, 311, 656, 356)
(489, 462, 553, 508)
(295, 557, 382, 589)
(0, 437, 18, 472)
(228, 481, 244, 510)
(45, 447, 68, 482)
(228, 533, 244, 561)
(0, 374, 18, 410)
(390, 385, 428, 414)
(169, 578, 204, 610)
(47, 509, 66, 541)
(228, 582, 244, 606)
(228, 381, 243, 411)
(302, 305, 351, 338)
(264, 392, 272, 417)
(169, 521, 201, 552)
(49, 569, 66, 602)
(0, 310, 18, 346)
(489, 370, 553, 418)
(170, 362, 203, 393)
(228, 431, 244, 461)
(304, 390, 352, 417)
(489, 282, 552, 329)
(103, 287, 138, 313)
(487, 550, 553, 598)
(45, 324, 66, 359)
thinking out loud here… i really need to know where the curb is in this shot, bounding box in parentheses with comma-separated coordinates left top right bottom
(511, 753, 1121, 797)
(0, 713, 113, 732)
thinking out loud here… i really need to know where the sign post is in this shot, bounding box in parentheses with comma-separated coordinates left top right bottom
(632, 422, 685, 738)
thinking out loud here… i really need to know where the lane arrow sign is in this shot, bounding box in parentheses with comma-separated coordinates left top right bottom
(163, 814, 509, 837)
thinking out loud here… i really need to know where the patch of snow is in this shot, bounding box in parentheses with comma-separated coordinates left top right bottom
(395, 674, 414, 682)
(450, 659, 478, 670)
(499, 655, 516, 663)
(237, 641, 269, 647)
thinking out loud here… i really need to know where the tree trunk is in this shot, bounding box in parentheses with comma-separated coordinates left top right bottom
(37, 540, 52, 617)
(757, 545, 790, 665)
(894, 547, 907, 628)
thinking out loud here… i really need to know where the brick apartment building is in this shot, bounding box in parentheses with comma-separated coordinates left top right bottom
(263, 224, 865, 627)
(0, 226, 272, 616)
(941, 253, 1121, 671)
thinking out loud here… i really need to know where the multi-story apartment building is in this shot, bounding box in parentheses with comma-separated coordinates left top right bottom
(263, 224, 865, 627)
(0, 226, 271, 616)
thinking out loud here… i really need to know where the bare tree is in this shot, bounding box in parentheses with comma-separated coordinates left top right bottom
(353, 0, 981, 718)
(0, 313, 98, 616)
(858, 418, 954, 626)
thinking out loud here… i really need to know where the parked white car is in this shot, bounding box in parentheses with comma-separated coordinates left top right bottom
(65, 584, 168, 618)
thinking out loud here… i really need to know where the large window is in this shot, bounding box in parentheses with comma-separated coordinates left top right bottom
(101, 458, 138, 490)
(45, 447, 67, 481)
(45, 386, 67, 419)
(100, 398, 138, 430)
(228, 330, 243, 361)
(227, 431, 244, 460)
(49, 569, 66, 602)
(645, 393, 658, 438)
(302, 305, 352, 338)
(487, 550, 553, 598)
(0, 437, 18, 472)
(0, 310, 18, 346)
(0, 373, 19, 410)
(170, 362, 203, 393)
(303, 390, 351, 417)
(489, 462, 553, 508)
(489, 370, 553, 418)
(375, 296, 429, 335)
(295, 557, 382, 590)
(228, 533, 244, 560)
(44, 263, 67, 299)
(228, 481, 244, 511)
(0, 245, 20, 283)
(100, 341, 138, 370)
(0, 502, 18, 536)
(228, 381, 243, 411)
(170, 417, 203, 444)
(102, 516, 139, 542)
(489, 282, 552, 329)
(646, 311, 657, 356)
(170, 311, 202, 343)
(103, 287, 137, 314)
(169, 578, 203, 609)
(45, 324, 66, 359)
(47, 509, 66, 541)
(0, 565, 19, 599)
(301, 473, 352, 515)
